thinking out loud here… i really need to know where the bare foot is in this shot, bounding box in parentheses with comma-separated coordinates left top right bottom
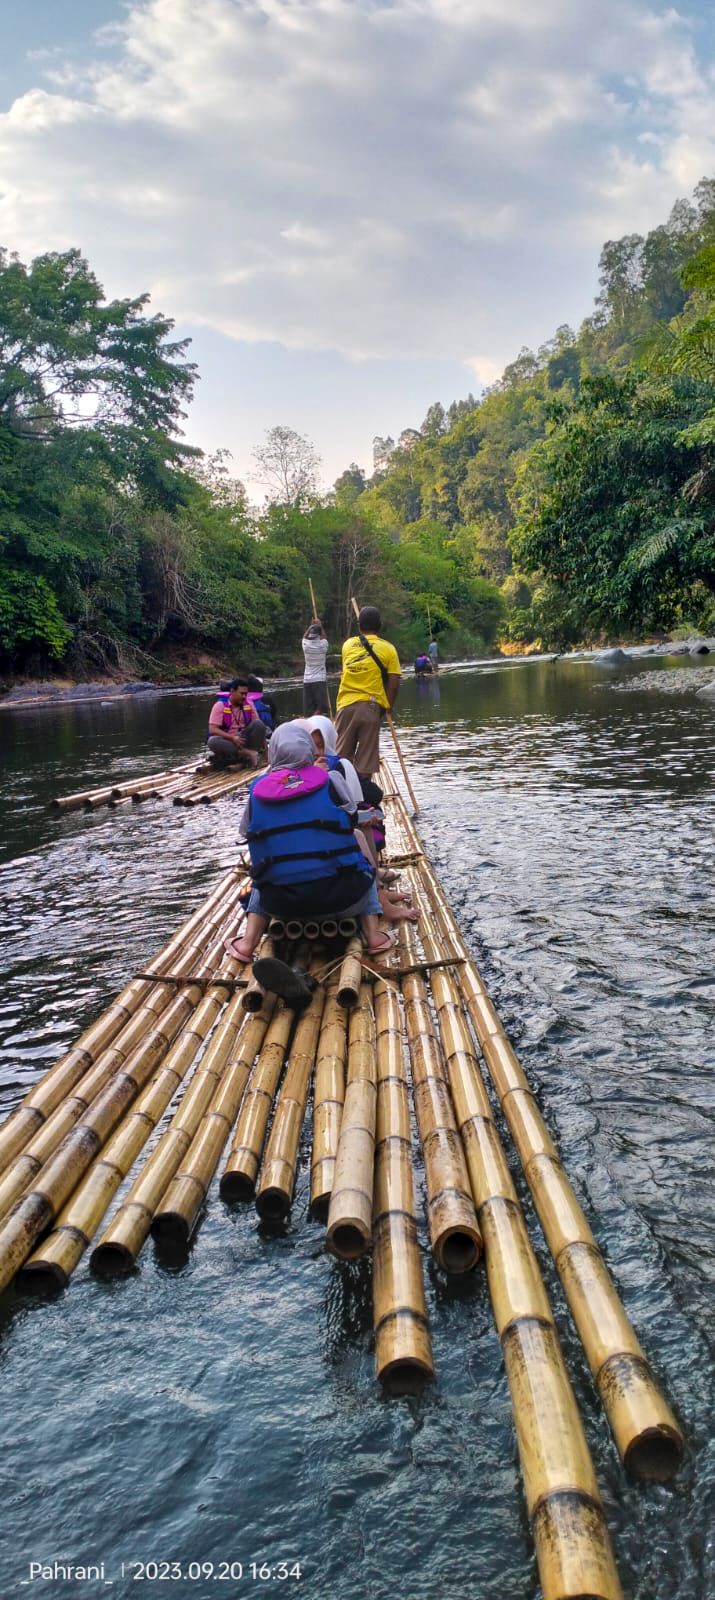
(378, 898, 420, 925)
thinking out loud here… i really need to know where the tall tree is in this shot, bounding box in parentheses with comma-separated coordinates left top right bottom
(252, 426, 320, 506)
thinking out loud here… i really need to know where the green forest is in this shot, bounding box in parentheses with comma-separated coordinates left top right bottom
(1, 177, 714, 681)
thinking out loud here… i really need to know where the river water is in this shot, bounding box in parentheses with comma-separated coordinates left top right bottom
(0, 656, 713, 1600)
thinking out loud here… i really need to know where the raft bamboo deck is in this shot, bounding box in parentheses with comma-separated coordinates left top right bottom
(51, 760, 256, 812)
(0, 766, 683, 1600)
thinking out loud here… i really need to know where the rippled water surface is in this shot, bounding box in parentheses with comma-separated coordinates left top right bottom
(0, 656, 714, 1600)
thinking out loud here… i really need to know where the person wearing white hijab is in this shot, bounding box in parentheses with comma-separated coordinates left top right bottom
(306, 715, 364, 810)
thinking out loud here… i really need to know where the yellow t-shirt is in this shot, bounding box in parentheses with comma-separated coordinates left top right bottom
(337, 634, 401, 711)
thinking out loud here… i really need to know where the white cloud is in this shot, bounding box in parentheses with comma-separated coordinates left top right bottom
(0, 0, 713, 374)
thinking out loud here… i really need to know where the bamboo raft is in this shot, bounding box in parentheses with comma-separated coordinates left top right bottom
(51, 759, 257, 812)
(0, 765, 684, 1600)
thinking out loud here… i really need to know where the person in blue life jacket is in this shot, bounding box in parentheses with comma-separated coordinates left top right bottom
(224, 722, 397, 962)
(207, 678, 267, 768)
(244, 672, 279, 731)
(305, 714, 419, 929)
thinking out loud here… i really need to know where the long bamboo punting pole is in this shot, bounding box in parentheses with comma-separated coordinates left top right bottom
(372, 981, 434, 1390)
(219, 1005, 295, 1201)
(310, 978, 348, 1221)
(90, 988, 254, 1275)
(0, 868, 245, 1176)
(326, 981, 377, 1260)
(399, 923, 482, 1273)
(18, 983, 254, 1290)
(255, 973, 326, 1223)
(151, 996, 276, 1248)
(410, 849, 683, 1483)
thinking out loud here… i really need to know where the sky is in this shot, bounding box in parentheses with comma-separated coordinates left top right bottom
(1, 0, 715, 493)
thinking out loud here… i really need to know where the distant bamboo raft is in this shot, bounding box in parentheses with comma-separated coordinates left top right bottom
(0, 761, 685, 1600)
(51, 760, 256, 813)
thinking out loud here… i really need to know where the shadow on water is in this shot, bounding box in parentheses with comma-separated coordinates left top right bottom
(0, 655, 713, 1598)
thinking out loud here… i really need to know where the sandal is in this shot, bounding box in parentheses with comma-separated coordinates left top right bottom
(252, 958, 316, 1011)
(366, 930, 397, 955)
(224, 937, 255, 962)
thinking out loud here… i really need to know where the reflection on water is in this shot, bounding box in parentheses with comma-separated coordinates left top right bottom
(0, 655, 713, 1600)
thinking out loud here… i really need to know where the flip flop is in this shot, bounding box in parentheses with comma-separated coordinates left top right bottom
(366, 931, 397, 955)
(252, 957, 317, 1010)
(224, 937, 255, 962)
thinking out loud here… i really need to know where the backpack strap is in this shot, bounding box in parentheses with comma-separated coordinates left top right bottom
(354, 631, 390, 692)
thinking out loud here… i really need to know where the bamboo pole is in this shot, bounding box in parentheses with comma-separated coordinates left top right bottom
(415, 917, 622, 1599)
(0, 877, 249, 1221)
(18, 984, 255, 1290)
(90, 987, 255, 1274)
(255, 971, 325, 1222)
(310, 978, 348, 1221)
(326, 981, 377, 1260)
(399, 923, 482, 1273)
(413, 850, 683, 1482)
(0, 881, 249, 1241)
(241, 937, 276, 1013)
(372, 980, 434, 1389)
(219, 1006, 295, 1200)
(336, 935, 364, 1009)
(151, 996, 276, 1248)
(0, 868, 245, 1175)
(0, 974, 226, 1295)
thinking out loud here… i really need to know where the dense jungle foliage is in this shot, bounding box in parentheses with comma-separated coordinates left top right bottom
(1, 178, 714, 679)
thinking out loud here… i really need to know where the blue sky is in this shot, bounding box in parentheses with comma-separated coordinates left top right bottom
(1, 0, 714, 493)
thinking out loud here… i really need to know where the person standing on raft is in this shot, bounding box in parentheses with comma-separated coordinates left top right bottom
(302, 619, 330, 716)
(335, 605, 400, 780)
(207, 678, 267, 769)
(226, 723, 396, 961)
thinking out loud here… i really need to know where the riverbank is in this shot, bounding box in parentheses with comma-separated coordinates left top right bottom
(1, 634, 713, 710)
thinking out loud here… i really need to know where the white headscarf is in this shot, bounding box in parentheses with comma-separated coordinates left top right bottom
(306, 715, 337, 755)
(306, 715, 364, 811)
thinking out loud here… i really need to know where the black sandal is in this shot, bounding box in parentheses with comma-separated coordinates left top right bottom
(252, 958, 317, 1010)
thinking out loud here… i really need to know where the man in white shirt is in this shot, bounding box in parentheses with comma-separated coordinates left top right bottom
(302, 619, 330, 715)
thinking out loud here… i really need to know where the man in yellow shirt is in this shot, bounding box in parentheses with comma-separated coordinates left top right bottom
(336, 605, 401, 778)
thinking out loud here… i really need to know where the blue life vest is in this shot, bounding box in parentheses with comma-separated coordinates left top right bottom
(246, 766, 371, 888)
(247, 690, 274, 730)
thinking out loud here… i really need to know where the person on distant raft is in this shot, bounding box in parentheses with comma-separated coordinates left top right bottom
(206, 677, 267, 769)
(414, 653, 433, 676)
(428, 638, 439, 671)
(335, 605, 400, 780)
(224, 722, 396, 960)
(302, 618, 330, 716)
(244, 673, 279, 732)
